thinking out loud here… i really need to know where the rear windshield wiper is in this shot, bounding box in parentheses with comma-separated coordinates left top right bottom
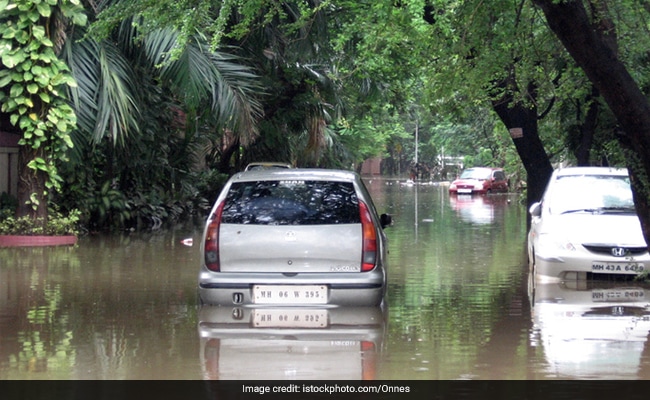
(560, 208, 599, 214)
(599, 206, 636, 213)
(561, 206, 635, 215)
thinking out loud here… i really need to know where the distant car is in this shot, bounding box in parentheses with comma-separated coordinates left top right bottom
(198, 168, 391, 306)
(244, 162, 292, 171)
(527, 167, 650, 282)
(448, 167, 508, 194)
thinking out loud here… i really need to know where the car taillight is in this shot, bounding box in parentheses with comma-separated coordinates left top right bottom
(204, 201, 225, 272)
(359, 201, 377, 272)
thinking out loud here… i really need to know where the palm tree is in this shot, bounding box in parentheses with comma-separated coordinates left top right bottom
(62, 15, 263, 147)
(56, 6, 264, 228)
(221, 1, 350, 169)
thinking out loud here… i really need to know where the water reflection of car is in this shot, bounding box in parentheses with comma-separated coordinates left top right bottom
(198, 168, 392, 307)
(449, 193, 510, 224)
(448, 167, 509, 195)
(198, 306, 386, 380)
(527, 167, 650, 282)
(531, 280, 650, 379)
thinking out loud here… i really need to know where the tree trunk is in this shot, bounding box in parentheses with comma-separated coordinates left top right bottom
(218, 133, 240, 174)
(491, 80, 554, 218)
(533, 0, 650, 249)
(16, 146, 48, 226)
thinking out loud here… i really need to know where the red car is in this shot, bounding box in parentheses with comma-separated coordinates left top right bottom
(448, 167, 509, 195)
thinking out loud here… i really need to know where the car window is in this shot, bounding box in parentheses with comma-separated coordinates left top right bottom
(221, 180, 360, 225)
(548, 175, 634, 214)
(494, 171, 506, 181)
(460, 169, 491, 180)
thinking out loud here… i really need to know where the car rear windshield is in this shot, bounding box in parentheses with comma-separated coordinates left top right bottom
(221, 180, 360, 225)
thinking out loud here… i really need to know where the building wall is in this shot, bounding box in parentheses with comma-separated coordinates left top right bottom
(0, 131, 19, 198)
(360, 157, 382, 176)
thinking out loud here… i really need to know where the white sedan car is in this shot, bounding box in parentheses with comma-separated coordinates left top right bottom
(528, 167, 650, 282)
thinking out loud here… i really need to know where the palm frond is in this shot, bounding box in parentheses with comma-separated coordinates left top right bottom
(95, 40, 141, 145)
(64, 27, 140, 147)
(207, 49, 264, 145)
(145, 32, 264, 145)
(62, 33, 101, 136)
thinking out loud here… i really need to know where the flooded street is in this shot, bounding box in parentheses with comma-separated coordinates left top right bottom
(2, 178, 650, 380)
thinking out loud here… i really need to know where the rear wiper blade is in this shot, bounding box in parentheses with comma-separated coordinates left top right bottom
(599, 206, 636, 213)
(561, 206, 636, 215)
(560, 208, 599, 214)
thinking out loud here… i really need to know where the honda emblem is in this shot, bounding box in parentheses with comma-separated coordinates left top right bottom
(611, 247, 626, 257)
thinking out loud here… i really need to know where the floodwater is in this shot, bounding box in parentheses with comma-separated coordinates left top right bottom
(2, 178, 650, 380)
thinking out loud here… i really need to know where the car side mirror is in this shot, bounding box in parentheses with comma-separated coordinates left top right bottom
(529, 202, 542, 217)
(380, 213, 393, 229)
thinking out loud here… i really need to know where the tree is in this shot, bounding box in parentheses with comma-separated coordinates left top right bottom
(90, 0, 355, 172)
(57, 5, 263, 228)
(419, 1, 571, 208)
(532, 0, 650, 248)
(1, 0, 265, 230)
(219, 1, 356, 169)
(0, 0, 87, 225)
(491, 76, 553, 213)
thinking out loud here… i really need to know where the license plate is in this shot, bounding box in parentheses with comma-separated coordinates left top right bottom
(457, 189, 472, 194)
(591, 262, 645, 274)
(252, 285, 328, 304)
(252, 309, 328, 328)
(592, 288, 646, 302)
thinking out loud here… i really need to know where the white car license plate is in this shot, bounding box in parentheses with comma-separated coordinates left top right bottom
(591, 262, 645, 274)
(457, 189, 472, 194)
(252, 309, 328, 328)
(253, 285, 328, 304)
(592, 288, 646, 302)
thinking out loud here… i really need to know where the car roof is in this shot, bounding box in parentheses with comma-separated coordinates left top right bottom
(230, 168, 360, 183)
(553, 166, 628, 177)
(244, 162, 292, 171)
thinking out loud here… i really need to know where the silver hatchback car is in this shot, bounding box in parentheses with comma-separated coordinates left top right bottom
(198, 168, 391, 306)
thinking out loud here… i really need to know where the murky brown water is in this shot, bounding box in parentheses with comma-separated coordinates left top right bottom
(2, 178, 650, 380)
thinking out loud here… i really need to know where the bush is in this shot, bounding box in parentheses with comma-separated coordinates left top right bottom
(0, 209, 81, 236)
(195, 169, 229, 205)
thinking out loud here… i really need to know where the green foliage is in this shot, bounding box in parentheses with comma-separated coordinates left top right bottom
(88, 0, 328, 52)
(20, 0, 650, 233)
(46, 2, 264, 231)
(0, 0, 86, 208)
(336, 117, 390, 163)
(0, 208, 80, 235)
(79, 180, 132, 229)
(195, 169, 230, 204)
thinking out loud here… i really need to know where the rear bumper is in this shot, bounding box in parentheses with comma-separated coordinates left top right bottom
(199, 285, 384, 307)
(198, 270, 386, 306)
